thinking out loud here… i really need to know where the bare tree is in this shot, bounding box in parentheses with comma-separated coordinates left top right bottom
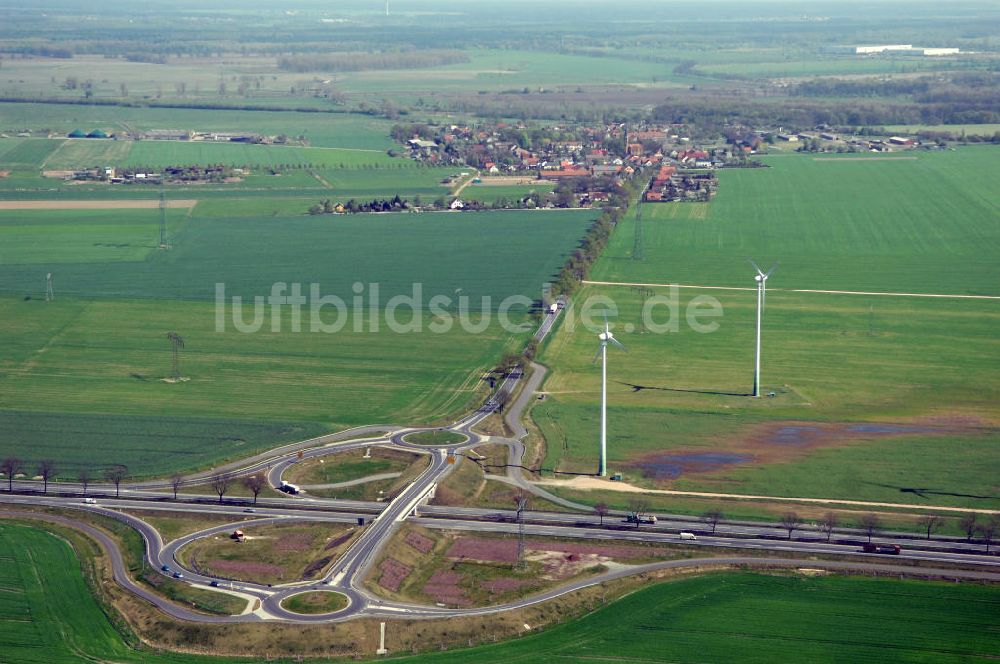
(701, 509, 723, 534)
(817, 512, 838, 543)
(2, 457, 22, 492)
(104, 465, 127, 498)
(780, 512, 801, 540)
(978, 517, 998, 554)
(242, 473, 266, 505)
(859, 513, 881, 543)
(37, 460, 56, 494)
(78, 468, 91, 496)
(211, 473, 231, 503)
(594, 502, 609, 526)
(169, 473, 183, 500)
(917, 515, 944, 541)
(959, 513, 978, 542)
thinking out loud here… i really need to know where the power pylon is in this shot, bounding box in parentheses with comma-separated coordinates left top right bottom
(514, 494, 528, 569)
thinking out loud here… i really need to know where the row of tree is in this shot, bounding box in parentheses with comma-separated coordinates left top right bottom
(603, 501, 1000, 552)
(548, 169, 646, 299)
(0, 456, 272, 505)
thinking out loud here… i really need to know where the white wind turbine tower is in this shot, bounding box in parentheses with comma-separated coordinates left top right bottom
(750, 260, 778, 398)
(593, 314, 626, 476)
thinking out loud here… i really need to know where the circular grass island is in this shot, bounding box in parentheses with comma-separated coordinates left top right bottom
(403, 429, 467, 446)
(280, 591, 349, 615)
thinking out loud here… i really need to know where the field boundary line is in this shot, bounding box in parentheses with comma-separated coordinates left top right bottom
(582, 280, 1000, 301)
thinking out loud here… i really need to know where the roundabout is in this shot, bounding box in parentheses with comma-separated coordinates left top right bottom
(280, 590, 350, 615)
(401, 429, 469, 446)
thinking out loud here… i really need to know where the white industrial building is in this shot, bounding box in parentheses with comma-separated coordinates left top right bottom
(824, 44, 960, 56)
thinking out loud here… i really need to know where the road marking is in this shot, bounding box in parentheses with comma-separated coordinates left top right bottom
(582, 280, 1000, 301)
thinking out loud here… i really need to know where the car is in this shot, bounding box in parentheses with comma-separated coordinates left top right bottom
(209, 580, 220, 587)
(243, 508, 255, 513)
(172, 572, 183, 579)
(161, 565, 171, 572)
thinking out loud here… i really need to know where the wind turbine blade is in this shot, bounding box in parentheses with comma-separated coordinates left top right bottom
(603, 310, 610, 335)
(764, 262, 780, 278)
(592, 345, 604, 364)
(749, 258, 764, 276)
(609, 337, 628, 352)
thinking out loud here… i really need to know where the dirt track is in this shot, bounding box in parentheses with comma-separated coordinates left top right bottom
(0, 199, 197, 210)
(533, 476, 1000, 514)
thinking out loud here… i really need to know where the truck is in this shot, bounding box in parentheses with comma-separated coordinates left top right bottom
(279, 482, 301, 495)
(679, 532, 697, 541)
(625, 513, 657, 525)
(83, 497, 97, 505)
(862, 543, 901, 555)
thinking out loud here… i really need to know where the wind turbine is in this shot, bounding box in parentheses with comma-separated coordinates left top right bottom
(593, 314, 626, 476)
(750, 260, 778, 397)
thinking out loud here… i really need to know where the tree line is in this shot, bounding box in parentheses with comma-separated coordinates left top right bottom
(278, 50, 469, 73)
(549, 168, 647, 299)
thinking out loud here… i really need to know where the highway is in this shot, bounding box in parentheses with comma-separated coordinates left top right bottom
(3, 304, 998, 625)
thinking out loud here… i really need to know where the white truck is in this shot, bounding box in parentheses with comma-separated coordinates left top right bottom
(679, 532, 697, 541)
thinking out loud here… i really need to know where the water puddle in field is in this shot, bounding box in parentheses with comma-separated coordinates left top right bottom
(635, 452, 753, 480)
(766, 423, 938, 446)
(846, 424, 935, 434)
(629, 418, 983, 481)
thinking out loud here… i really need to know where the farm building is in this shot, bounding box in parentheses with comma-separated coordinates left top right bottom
(144, 129, 192, 141)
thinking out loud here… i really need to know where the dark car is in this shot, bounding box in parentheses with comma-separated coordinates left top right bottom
(209, 580, 220, 587)
(172, 571, 184, 579)
(161, 565, 171, 572)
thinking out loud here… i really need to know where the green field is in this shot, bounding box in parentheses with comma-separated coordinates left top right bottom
(0, 206, 591, 475)
(0, 138, 64, 170)
(461, 182, 554, 204)
(402, 572, 1000, 663)
(0, 208, 188, 265)
(0, 209, 593, 303)
(323, 48, 688, 94)
(3, 525, 997, 664)
(0, 295, 525, 477)
(0, 103, 398, 151)
(537, 147, 1000, 509)
(42, 138, 134, 169)
(124, 141, 403, 170)
(0, 521, 220, 663)
(884, 124, 1000, 136)
(594, 148, 1000, 295)
(536, 283, 1000, 508)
